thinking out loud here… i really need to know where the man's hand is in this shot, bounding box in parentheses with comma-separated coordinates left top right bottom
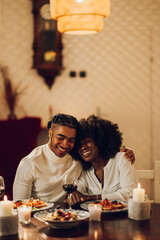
(120, 146, 135, 164)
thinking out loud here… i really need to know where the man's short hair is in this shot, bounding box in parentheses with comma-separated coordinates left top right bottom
(47, 113, 79, 130)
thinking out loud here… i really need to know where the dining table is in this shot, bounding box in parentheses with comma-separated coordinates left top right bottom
(0, 202, 160, 240)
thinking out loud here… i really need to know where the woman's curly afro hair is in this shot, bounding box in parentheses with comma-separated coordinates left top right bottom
(70, 115, 123, 170)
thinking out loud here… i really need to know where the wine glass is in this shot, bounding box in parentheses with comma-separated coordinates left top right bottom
(62, 172, 77, 209)
(0, 176, 5, 199)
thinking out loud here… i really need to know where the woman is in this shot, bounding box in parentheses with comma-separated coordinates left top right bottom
(69, 115, 138, 205)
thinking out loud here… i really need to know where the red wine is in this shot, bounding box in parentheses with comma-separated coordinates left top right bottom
(62, 184, 77, 194)
(0, 187, 5, 197)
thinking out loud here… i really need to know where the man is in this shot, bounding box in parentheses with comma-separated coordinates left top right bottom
(13, 113, 135, 202)
(13, 114, 82, 202)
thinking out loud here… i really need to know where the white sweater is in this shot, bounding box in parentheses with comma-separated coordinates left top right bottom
(13, 144, 82, 201)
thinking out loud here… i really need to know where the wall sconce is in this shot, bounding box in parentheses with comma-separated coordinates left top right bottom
(50, 0, 110, 35)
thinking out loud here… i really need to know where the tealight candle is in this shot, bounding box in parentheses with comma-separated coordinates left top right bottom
(18, 205, 32, 224)
(0, 195, 13, 216)
(88, 204, 102, 221)
(133, 183, 145, 202)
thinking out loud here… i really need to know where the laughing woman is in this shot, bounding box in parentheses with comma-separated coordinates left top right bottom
(69, 115, 138, 205)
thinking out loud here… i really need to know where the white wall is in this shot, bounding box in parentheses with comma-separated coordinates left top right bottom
(0, 0, 160, 199)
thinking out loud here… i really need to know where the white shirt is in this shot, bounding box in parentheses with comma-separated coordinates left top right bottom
(77, 152, 138, 201)
(13, 144, 82, 201)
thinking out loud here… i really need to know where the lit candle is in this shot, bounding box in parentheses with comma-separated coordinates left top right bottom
(0, 195, 13, 216)
(88, 204, 102, 221)
(18, 205, 32, 224)
(133, 183, 145, 202)
(94, 230, 98, 240)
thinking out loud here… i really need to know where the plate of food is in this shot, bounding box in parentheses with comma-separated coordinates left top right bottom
(81, 199, 128, 213)
(34, 209, 89, 229)
(13, 198, 54, 212)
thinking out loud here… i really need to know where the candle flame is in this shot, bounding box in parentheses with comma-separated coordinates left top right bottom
(4, 195, 7, 201)
(94, 230, 98, 240)
(138, 183, 141, 189)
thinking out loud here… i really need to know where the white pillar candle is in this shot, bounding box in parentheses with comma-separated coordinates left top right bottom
(0, 195, 13, 216)
(0, 214, 18, 236)
(128, 198, 151, 220)
(133, 183, 145, 202)
(18, 205, 32, 224)
(88, 204, 102, 221)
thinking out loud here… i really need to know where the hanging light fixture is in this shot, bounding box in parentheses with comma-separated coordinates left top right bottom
(50, 0, 110, 35)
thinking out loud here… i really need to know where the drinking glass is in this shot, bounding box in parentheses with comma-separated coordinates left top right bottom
(0, 176, 5, 199)
(62, 172, 77, 209)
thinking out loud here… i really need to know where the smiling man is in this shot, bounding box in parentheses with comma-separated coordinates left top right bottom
(13, 114, 82, 202)
(48, 125, 76, 158)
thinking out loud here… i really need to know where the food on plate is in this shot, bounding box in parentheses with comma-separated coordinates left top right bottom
(92, 199, 126, 210)
(43, 209, 79, 222)
(13, 198, 47, 209)
(13, 200, 24, 209)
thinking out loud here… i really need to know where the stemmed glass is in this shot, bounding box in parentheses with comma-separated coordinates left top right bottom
(0, 176, 5, 199)
(62, 172, 77, 209)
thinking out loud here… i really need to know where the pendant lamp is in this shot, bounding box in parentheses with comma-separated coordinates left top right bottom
(50, 0, 110, 35)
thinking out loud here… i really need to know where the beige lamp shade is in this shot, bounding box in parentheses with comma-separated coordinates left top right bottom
(50, 0, 110, 34)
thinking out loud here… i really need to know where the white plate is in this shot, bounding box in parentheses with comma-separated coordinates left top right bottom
(34, 209, 89, 229)
(81, 200, 128, 214)
(13, 199, 54, 213)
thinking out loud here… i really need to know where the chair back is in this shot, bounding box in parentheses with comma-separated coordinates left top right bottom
(136, 161, 160, 203)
